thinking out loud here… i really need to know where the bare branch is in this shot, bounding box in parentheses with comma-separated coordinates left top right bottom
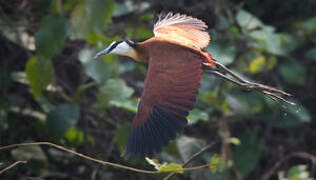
(0, 161, 27, 174)
(164, 141, 217, 180)
(0, 142, 211, 175)
(261, 152, 316, 180)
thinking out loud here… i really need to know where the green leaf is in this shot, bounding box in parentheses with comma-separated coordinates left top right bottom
(264, 100, 311, 128)
(229, 137, 241, 146)
(11, 145, 46, 161)
(286, 165, 310, 179)
(47, 104, 80, 138)
(176, 136, 206, 161)
(146, 157, 167, 170)
(79, 48, 112, 83)
(125, 26, 153, 40)
(278, 164, 311, 180)
(35, 15, 68, 59)
(70, 0, 114, 39)
(97, 78, 134, 110)
(70, 2, 92, 39)
(64, 126, 84, 146)
(304, 47, 316, 60)
(234, 131, 261, 178)
(248, 56, 277, 73)
(206, 42, 236, 65)
(115, 123, 130, 153)
(249, 56, 266, 73)
(109, 98, 138, 113)
(113, 2, 133, 16)
(279, 60, 306, 85)
(249, 29, 285, 55)
(26, 57, 54, 98)
(85, 0, 114, 33)
(226, 92, 263, 115)
(296, 16, 316, 34)
(209, 154, 225, 174)
(236, 9, 263, 30)
(159, 163, 183, 173)
(279, 33, 301, 53)
(187, 109, 209, 124)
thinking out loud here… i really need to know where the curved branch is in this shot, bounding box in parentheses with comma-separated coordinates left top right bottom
(164, 141, 217, 180)
(0, 161, 27, 174)
(261, 152, 316, 180)
(0, 142, 210, 174)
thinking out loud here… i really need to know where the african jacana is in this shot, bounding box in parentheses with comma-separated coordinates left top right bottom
(95, 12, 216, 158)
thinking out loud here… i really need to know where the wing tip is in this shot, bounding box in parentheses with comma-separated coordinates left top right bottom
(123, 107, 187, 159)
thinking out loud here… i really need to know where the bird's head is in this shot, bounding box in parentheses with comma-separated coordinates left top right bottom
(94, 40, 138, 59)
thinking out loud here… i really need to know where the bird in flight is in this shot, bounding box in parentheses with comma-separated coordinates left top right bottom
(95, 12, 216, 159)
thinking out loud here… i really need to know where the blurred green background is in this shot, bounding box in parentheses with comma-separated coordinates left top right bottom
(0, 0, 315, 179)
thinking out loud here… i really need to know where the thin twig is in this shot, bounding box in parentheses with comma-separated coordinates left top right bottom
(0, 161, 27, 174)
(203, 62, 295, 105)
(164, 141, 217, 180)
(261, 152, 316, 180)
(0, 142, 210, 174)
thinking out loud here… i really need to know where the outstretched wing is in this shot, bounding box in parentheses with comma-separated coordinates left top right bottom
(153, 12, 210, 50)
(122, 41, 204, 158)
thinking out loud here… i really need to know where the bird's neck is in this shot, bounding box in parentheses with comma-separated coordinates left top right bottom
(130, 45, 147, 63)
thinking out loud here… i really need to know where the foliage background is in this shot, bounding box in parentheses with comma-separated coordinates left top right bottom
(0, 0, 316, 179)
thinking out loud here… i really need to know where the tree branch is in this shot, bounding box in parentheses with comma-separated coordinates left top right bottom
(0, 161, 27, 174)
(164, 141, 217, 180)
(261, 152, 316, 180)
(0, 142, 211, 175)
(203, 62, 295, 105)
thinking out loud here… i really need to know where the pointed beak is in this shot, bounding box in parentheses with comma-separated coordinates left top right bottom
(94, 48, 110, 59)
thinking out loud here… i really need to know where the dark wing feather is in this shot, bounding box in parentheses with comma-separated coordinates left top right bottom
(122, 40, 203, 158)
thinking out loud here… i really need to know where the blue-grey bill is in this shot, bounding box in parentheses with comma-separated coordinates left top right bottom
(94, 48, 109, 59)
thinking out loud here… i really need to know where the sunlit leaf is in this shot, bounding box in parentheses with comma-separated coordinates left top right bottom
(115, 123, 130, 153)
(209, 154, 225, 173)
(26, 57, 54, 98)
(145, 157, 167, 170)
(249, 56, 266, 73)
(188, 109, 209, 124)
(64, 126, 84, 146)
(278, 165, 311, 180)
(109, 98, 138, 113)
(47, 104, 80, 138)
(35, 15, 68, 59)
(159, 163, 183, 173)
(229, 137, 241, 146)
